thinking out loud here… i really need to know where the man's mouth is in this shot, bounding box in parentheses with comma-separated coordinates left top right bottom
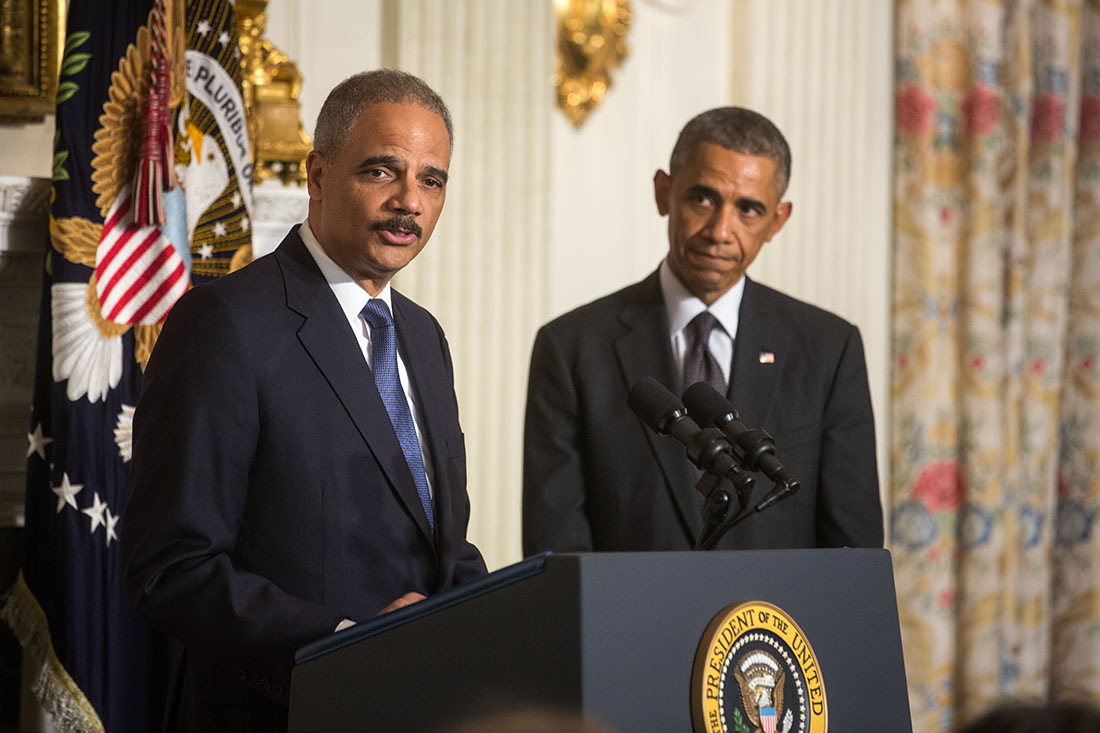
(690, 248, 738, 265)
(374, 216, 422, 244)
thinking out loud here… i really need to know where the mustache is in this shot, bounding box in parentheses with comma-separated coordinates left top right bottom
(373, 216, 422, 239)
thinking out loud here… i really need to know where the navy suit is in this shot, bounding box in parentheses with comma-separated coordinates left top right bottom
(121, 227, 485, 731)
(523, 271, 882, 554)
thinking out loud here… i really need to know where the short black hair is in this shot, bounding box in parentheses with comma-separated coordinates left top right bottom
(313, 69, 453, 156)
(669, 107, 791, 196)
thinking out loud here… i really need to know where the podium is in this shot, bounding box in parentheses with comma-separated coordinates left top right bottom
(290, 550, 911, 732)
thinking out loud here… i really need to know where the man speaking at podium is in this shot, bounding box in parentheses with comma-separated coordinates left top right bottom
(523, 107, 883, 555)
(121, 70, 486, 731)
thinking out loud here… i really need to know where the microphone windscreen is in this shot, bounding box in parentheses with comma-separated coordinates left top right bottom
(682, 381, 731, 427)
(627, 377, 682, 434)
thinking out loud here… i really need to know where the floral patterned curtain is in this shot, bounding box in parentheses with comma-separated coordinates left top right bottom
(891, 0, 1100, 730)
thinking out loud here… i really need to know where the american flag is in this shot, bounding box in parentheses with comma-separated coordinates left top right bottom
(95, 185, 189, 325)
(1, 0, 251, 729)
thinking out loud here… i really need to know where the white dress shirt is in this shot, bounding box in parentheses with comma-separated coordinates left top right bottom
(659, 258, 744, 388)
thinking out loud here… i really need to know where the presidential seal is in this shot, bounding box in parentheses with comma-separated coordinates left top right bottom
(692, 601, 826, 733)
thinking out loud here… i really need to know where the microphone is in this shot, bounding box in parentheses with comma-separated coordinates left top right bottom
(627, 378, 753, 496)
(681, 381, 801, 511)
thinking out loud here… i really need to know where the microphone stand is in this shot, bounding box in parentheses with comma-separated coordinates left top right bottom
(694, 476, 800, 551)
(694, 473, 729, 552)
(693, 468, 754, 552)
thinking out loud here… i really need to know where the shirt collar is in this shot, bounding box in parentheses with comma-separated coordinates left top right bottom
(300, 218, 392, 320)
(659, 258, 744, 339)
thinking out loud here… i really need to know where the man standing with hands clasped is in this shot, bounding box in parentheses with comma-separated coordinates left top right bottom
(523, 106, 883, 555)
(122, 70, 486, 732)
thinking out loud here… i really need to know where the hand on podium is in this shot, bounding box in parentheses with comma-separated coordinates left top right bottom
(336, 591, 427, 631)
(375, 592, 426, 616)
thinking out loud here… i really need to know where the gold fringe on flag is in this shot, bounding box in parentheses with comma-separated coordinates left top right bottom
(0, 572, 105, 733)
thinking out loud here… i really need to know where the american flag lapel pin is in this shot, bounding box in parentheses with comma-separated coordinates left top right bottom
(759, 350, 775, 364)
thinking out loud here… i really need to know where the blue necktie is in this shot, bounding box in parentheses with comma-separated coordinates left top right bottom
(362, 299, 434, 530)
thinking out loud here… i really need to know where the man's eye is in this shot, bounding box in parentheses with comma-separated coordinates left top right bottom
(424, 178, 443, 189)
(366, 168, 388, 178)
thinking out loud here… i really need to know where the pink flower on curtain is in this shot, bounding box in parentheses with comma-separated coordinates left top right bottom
(1031, 93, 1064, 143)
(896, 84, 936, 134)
(913, 460, 966, 512)
(961, 85, 999, 135)
(1081, 96, 1100, 143)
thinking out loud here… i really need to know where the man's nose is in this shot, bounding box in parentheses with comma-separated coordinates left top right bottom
(708, 206, 735, 242)
(388, 175, 422, 215)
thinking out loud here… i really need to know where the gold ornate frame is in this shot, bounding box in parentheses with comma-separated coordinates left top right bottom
(0, 0, 60, 120)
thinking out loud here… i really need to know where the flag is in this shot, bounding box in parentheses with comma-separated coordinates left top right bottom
(0, 0, 252, 729)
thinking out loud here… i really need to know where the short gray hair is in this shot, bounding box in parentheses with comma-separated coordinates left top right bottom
(669, 107, 791, 196)
(313, 69, 453, 156)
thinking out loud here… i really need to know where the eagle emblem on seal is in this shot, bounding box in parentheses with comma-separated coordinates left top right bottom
(733, 651, 794, 733)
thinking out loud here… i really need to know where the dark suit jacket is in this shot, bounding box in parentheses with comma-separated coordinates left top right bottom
(522, 270, 882, 554)
(121, 227, 486, 732)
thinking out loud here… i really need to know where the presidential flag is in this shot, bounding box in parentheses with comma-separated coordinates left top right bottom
(0, 0, 252, 729)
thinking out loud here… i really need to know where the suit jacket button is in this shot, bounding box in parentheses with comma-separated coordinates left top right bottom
(273, 683, 284, 696)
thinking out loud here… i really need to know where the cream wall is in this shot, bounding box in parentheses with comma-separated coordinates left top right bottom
(546, 1, 734, 308)
(0, 0, 895, 569)
(0, 121, 55, 179)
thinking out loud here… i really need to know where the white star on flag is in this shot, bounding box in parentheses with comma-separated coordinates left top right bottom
(27, 422, 52, 460)
(82, 492, 109, 533)
(213, 221, 228, 238)
(217, 30, 230, 46)
(241, 216, 250, 232)
(51, 473, 83, 513)
(199, 243, 214, 260)
(232, 191, 241, 208)
(197, 19, 212, 36)
(105, 508, 120, 547)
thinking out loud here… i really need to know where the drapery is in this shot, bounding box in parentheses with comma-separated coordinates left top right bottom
(892, 0, 1100, 730)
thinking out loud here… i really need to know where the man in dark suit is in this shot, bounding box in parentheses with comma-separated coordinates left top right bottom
(523, 107, 882, 554)
(121, 70, 486, 731)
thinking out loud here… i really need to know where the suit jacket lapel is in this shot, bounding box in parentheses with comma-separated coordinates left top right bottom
(614, 272, 703, 541)
(277, 230, 436, 550)
(731, 278, 787, 430)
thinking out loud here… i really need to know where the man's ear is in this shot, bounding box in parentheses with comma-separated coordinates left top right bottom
(305, 150, 324, 200)
(766, 201, 793, 241)
(653, 170, 671, 216)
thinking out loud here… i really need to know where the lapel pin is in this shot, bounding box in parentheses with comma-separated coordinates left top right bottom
(759, 351, 775, 364)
